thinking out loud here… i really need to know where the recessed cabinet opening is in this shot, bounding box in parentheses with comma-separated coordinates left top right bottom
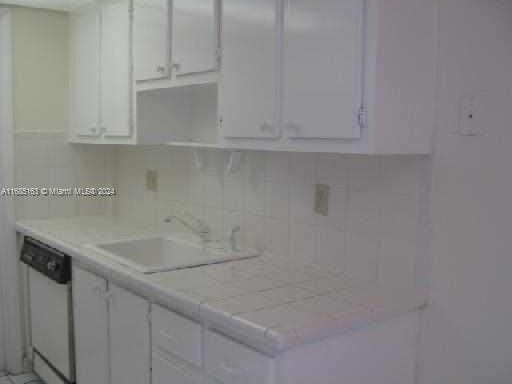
(136, 83, 218, 145)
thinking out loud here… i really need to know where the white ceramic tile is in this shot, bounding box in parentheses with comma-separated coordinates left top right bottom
(265, 152, 290, 183)
(188, 168, 205, 204)
(344, 232, 380, 284)
(223, 177, 245, 212)
(377, 236, 417, 291)
(203, 207, 224, 240)
(203, 173, 223, 208)
(231, 276, 284, 293)
(315, 226, 345, 273)
(316, 154, 348, 186)
(289, 152, 316, 184)
(264, 217, 290, 258)
(211, 292, 280, 315)
(315, 185, 347, 231)
(43, 144, 425, 297)
(290, 182, 316, 225)
(290, 221, 317, 266)
(299, 275, 352, 296)
(239, 304, 301, 329)
(265, 181, 289, 220)
(261, 286, 315, 304)
(244, 214, 266, 251)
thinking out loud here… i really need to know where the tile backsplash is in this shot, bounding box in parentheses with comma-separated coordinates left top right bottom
(13, 135, 429, 291)
(114, 147, 430, 291)
(14, 132, 116, 220)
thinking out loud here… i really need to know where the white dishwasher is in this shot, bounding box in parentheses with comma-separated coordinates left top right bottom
(21, 237, 75, 384)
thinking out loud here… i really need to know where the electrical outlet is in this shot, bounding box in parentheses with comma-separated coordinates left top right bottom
(145, 169, 158, 192)
(315, 183, 330, 216)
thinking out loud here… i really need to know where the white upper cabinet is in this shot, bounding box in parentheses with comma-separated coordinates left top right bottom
(219, 0, 438, 154)
(133, 0, 170, 81)
(70, 2, 101, 138)
(282, 0, 364, 140)
(219, 0, 279, 139)
(101, 0, 132, 138)
(171, 0, 218, 76)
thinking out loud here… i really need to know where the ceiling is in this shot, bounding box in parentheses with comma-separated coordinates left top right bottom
(0, 0, 86, 11)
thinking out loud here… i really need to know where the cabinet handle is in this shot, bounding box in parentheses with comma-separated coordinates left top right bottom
(260, 121, 275, 134)
(156, 65, 166, 74)
(171, 62, 181, 72)
(284, 121, 301, 136)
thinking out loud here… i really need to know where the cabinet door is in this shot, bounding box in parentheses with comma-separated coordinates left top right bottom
(70, 3, 101, 138)
(219, 0, 279, 139)
(101, 0, 133, 138)
(73, 267, 109, 384)
(109, 284, 150, 384)
(134, 0, 170, 81)
(171, 0, 218, 76)
(283, 0, 364, 139)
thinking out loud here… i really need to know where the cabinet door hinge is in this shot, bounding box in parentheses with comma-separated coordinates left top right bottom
(358, 105, 366, 130)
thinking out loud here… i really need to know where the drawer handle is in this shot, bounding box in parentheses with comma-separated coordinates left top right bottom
(92, 285, 106, 298)
(260, 121, 275, 134)
(284, 121, 301, 135)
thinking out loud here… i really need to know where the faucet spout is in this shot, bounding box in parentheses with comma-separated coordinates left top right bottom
(164, 212, 211, 242)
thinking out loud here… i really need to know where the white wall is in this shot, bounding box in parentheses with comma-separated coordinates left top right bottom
(0, 8, 13, 373)
(8, 8, 116, 220)
(418, 1, 512, 383)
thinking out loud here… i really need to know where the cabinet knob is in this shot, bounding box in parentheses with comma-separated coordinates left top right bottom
(260, 121, 275, 134)
(284, 121, 301, 135)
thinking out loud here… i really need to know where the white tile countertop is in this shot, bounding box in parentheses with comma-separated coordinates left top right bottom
(16, 216, 426, 356)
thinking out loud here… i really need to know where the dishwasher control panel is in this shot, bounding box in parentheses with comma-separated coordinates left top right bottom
(21, 237, 71, 284)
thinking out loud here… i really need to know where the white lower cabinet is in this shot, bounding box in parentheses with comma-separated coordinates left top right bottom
(109, 284, 150, 384)
(151, 304, 202, 367)
(73, 266, 417, 384)
(73, 266, 109, 384)
(204, 330, 273, 384)
(73, 266, 150, 384)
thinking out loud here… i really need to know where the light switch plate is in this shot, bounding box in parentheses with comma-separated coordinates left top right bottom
(145, 169, 158, 192)
(315, 184, 330, 216)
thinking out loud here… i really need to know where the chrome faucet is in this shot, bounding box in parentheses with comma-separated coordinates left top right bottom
(164, 212, 211, 243)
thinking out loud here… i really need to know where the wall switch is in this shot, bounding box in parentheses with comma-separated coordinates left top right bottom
(315, 183, 330, 216)
(145, 169, 158, 192)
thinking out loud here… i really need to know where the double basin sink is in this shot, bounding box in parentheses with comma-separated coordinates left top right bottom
(89, 236, 259, 274)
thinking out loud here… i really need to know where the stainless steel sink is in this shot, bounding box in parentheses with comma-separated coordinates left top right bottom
(88, 236, 259, 273)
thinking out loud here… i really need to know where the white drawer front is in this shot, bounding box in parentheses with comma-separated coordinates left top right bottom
(152, 353, 203, 384)
(151, 304, 202, 367)
(204, 330, 274, 384)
